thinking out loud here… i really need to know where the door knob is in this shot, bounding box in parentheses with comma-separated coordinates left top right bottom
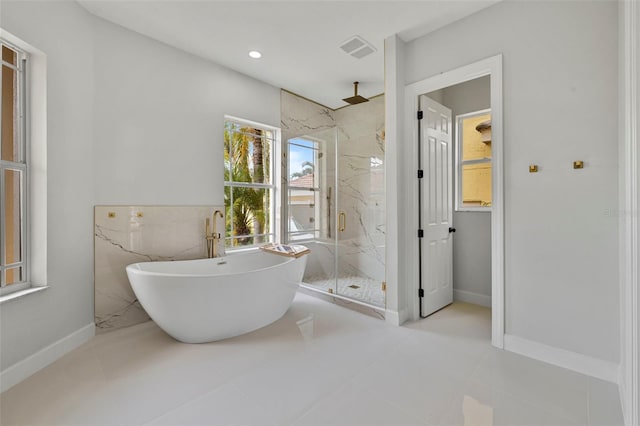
(449, 227, 456, 233)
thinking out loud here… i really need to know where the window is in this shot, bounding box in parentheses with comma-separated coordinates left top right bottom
(456, 110, 492, 210)
(224, 117, 277, 248)
(1, 40, 28, 294)
(287, 137, 321, 241)
(0, 39, 28, 294)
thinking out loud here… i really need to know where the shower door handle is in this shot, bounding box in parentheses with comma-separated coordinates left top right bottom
(338, 211, 346, 232)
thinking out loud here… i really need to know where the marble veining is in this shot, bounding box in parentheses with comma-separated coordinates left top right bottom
(94, 205, 224, 333)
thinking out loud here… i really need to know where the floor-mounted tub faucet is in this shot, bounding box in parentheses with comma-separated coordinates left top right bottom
(206, 210, 224, 258)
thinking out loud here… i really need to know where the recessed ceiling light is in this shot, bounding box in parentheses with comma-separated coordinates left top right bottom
(248, 50, 262, 59)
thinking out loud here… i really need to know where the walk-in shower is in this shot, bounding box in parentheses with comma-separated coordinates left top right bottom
(284, 99, 386, 309)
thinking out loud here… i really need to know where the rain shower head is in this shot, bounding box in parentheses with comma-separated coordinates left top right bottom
(342, 82, 369, 105)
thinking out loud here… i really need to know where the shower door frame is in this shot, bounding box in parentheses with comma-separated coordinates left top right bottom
(284, 128, 386, 312)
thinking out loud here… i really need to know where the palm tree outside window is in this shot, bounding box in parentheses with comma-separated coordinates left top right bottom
(224, 117, 277, 247)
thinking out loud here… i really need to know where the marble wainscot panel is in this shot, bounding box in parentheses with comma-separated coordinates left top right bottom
(94, 205, 224, 333)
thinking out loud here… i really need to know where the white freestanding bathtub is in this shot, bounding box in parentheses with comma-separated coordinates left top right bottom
(126, 249, 307, 343)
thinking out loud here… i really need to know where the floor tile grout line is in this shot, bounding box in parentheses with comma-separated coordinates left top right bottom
(379, 337, 494, 426)
(284, 334, 416, 426)
(283, 375, 360, 426)
(138, 340, 304, 425)
(466, 350, 590, 425)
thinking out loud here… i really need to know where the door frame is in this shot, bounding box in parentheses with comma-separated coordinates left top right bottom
(404, 54, 504, 348)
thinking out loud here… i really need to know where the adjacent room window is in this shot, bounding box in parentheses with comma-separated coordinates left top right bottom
(287, 137, 321, 241)
(224, 117, 277, 247)
(1, 40, 28, 293)
(456, 109, 492, 210)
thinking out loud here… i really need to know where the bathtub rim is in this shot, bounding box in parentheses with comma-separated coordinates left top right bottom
(125, 248, 303, 279)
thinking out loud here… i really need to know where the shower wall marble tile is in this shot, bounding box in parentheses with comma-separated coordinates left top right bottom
(281, 90, 386, 296)
(335, 96, 386, 283)
(94, 205, 224, 333)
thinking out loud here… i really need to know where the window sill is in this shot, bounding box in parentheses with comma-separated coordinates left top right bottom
(0, 285, 49, 304)
(455, 207, 492, 213)
(224, 246, 260, 255)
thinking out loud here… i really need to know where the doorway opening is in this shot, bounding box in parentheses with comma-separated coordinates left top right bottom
(420, 76, 492, 319)
(405, 55, 504, 348)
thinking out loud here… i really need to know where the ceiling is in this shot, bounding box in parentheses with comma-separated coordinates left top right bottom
(77, 0, 500, 109)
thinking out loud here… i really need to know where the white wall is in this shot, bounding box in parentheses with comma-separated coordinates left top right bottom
(0, 0, 95, 371)
(383, 35, 407, 324)
(92, 17, 280, 205)
(0, 0, 280, 376)
(402, 1, 619, 363)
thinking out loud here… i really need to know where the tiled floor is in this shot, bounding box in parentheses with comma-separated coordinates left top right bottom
(0, 293, 623, 426)
(304, 275, 385, 307)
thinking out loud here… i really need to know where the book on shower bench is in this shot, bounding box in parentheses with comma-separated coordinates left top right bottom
(260, 243, 311, 258)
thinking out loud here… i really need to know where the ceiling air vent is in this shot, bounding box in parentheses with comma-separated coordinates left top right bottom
(339, 35, 377, 59)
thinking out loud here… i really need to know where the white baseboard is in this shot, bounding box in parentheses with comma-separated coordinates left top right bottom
(0, 323, 95, 393)
(504, 334, 619, 384)
(385, 308, 409, 326)
(453, 289, 492, 308)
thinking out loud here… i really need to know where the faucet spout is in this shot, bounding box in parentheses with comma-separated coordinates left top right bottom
(206, 210, 225, 258)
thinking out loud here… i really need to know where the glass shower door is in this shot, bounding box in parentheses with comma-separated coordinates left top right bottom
(286, 128, 338, 296)
(334, 119, 386, 308)
(286, 121, 386, 309)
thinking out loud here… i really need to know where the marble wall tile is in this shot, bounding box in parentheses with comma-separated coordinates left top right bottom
(94, 205, 224, 333)
(334, 96, 386, 283)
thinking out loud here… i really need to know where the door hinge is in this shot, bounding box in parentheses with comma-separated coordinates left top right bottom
(381, 281, 387, 292)
(418, 229, 424, 238)
(417, 170, 424, 179)
(449, 227, 456, 233)
(417, 110, 423, 120)
(418, 288, 424, 298)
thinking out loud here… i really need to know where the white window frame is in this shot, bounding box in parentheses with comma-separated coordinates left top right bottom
(223, 116, 280, 249)
(0, 39, 29, 295)
(286, 136, 322, 242)
(455, 108, 492, 212)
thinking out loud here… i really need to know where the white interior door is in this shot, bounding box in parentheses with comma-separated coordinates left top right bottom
(419, 95, 453, 317)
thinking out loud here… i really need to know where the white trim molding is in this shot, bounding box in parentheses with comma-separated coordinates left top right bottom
(453, 289, 491, 308)
(0, 323, 94, 393)
(504, 334, 619, 384)
(404, 55, 505, 349)
(620, 0, 639, 424)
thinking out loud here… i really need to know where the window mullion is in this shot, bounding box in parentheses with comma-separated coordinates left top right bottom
(0, 164, 5, 288)
(460, 158, 492, 166)
(224, 181, 274, 190)
(20, 56, 28, 284)
(0, 47, 4, 287)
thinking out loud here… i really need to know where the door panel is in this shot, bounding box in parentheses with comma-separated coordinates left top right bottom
(420, 95, 453, 317)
